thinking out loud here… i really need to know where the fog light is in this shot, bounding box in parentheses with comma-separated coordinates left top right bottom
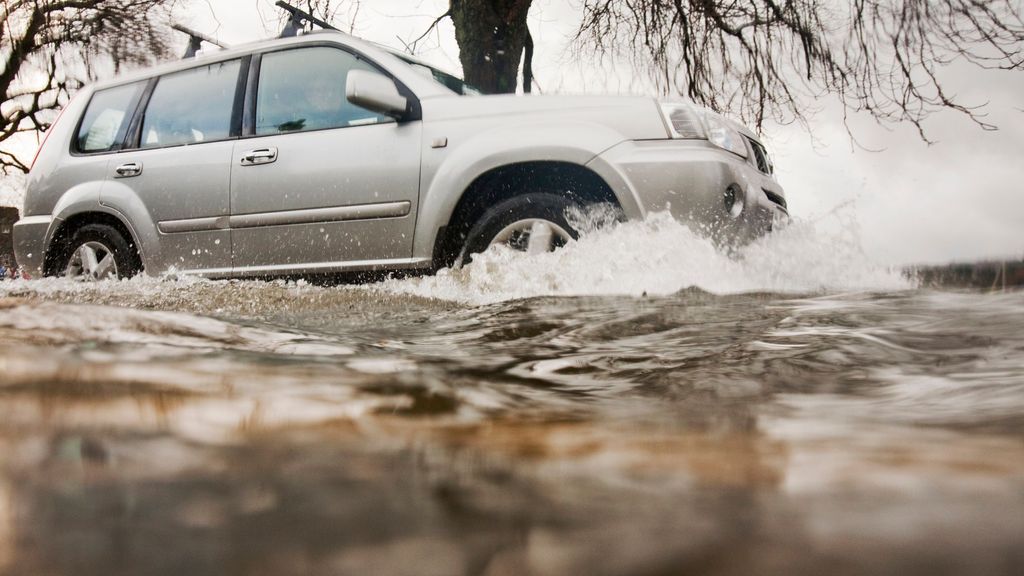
(724, 185, 744, 217)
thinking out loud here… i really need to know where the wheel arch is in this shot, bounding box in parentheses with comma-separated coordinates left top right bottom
(44, 211, 143, 276)
(430, 160, 621, 269)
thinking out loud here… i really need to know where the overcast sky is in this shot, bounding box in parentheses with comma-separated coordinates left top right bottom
(4, 0, 1022, 265)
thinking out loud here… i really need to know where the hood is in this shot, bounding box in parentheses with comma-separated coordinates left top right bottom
(419, 94, 671, 141)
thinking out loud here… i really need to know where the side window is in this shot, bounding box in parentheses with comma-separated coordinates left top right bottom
(256, 47, 390, 135)
(141, 59, 241, 148)
(76, 82, 144, 153)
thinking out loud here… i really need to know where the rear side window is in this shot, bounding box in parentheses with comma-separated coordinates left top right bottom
(256, 47, 390, 135)
(141, 59, 241, 148)
(76, 83, 144, 153)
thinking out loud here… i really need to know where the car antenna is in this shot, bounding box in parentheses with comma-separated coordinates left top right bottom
(172, 24, 229, 58)
(275, 1, 339, 37)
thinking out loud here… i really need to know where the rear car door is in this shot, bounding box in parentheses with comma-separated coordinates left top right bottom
(229, 45, 422, 274)
(100, 58, 246, 274)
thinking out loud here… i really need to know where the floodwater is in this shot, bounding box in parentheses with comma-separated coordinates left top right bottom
(0, 215, 1022, 575)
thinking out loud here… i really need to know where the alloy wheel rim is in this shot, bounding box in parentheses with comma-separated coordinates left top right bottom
(490, 219, 573, 254)
(65, 241, 118, 281)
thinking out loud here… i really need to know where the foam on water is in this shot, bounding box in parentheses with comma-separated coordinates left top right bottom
(378, 210, 912, 305)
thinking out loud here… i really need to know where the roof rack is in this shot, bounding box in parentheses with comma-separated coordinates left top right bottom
(172, 24, 229, 58)
(275, 1, 339, 38)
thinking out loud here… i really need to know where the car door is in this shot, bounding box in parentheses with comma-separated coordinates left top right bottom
(100, 58, 245, 274)
(229, 45, 422, 274)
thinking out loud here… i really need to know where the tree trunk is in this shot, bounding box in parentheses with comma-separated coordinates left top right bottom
(450, 0, 533, 94)
(522, 26, 533, 93)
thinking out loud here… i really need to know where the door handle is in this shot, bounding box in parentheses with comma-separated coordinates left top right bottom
(114, 162, 143, 178)
(240, 147, 278, 166)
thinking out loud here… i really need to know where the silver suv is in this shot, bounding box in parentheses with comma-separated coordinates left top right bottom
(14, 31, 787, 280)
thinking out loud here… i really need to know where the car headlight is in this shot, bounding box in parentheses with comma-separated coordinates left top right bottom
(659, 103, 705, 139)
(702, 113, 748, 158)
(659, 102, 749, 159)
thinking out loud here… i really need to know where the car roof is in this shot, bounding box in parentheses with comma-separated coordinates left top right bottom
(88, 30, 453, 99)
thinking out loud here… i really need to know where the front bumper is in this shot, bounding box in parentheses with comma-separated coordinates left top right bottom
(587, 139, 788, 243)
(13, 215, 53, 277)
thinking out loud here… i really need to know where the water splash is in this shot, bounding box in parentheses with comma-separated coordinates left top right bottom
(379, 210, 912, 305)
(0, 209, 911, 307)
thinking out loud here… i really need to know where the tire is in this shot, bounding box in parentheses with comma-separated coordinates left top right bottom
(458, 192, 583, 265)
(56, 223, 142, 280)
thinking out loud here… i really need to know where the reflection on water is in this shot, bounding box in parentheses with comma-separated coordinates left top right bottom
(1, 281, 1023, 575)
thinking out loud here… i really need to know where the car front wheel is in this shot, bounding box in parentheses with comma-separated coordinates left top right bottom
(459, 192, 582, 265)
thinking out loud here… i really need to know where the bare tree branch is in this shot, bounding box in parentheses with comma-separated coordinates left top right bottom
(405, 9, 452, 54)
(573, 0, 1024, 139)
(0, 0, 177, 173)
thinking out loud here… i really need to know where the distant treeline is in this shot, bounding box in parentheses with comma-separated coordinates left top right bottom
(911, 260, 1024, 290)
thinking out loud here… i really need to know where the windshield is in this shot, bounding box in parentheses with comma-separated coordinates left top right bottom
(394, 55, 484, 96)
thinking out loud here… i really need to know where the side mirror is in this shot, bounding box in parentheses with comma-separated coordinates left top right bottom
(346, 69, 408, 119)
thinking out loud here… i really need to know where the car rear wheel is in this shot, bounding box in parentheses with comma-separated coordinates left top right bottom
(459, 193, 582, 265)
(59, 224, 141, 281)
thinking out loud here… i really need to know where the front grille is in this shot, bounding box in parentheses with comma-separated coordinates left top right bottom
(763, 189, 787, 210)
(745, 137, 773, 175)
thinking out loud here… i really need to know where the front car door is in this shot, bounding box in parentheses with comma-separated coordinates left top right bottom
(229, 45, 422, 275)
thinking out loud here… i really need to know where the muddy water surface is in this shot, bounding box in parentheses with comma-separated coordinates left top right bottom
(0, 217, 1022, 575)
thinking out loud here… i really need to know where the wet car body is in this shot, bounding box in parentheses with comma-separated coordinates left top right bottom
(14, 31, 787, 279)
